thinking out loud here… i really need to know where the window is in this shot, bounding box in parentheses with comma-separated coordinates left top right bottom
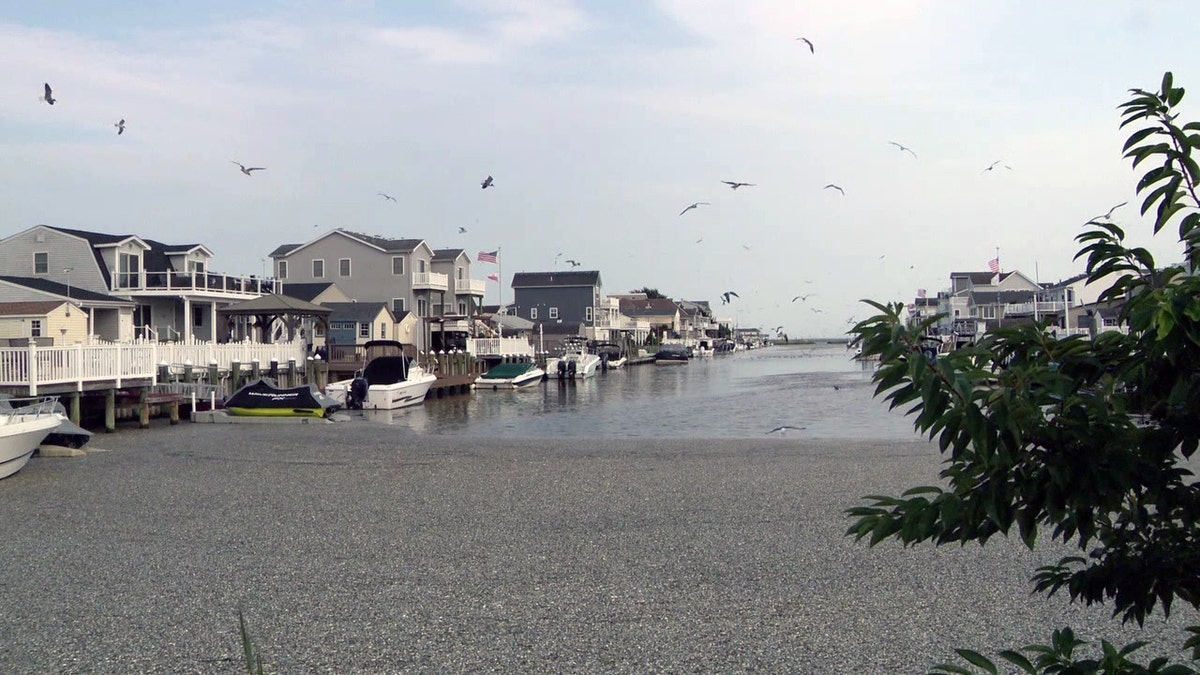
(585, 306, 594, 322)
(981, 306, 996, 319)
(339, 258, 351, 277)
(417, 299, 428, 317)
(118, 252, 140, 288)
(457, 267, 464, 280)
(277, 260, 288, 279)
(312, 259, 325, 278)
(30, 319, 42, 337)
(33, 252, 48, 275)
(379, 323, 387, 339)
(189, 260, 205, 273)
(392, 257, 404, 275)
(314, 323, 325, 337)
(418, 259, 427, 274)
(530, 308, 538, 320)
(194, 311, 204, 327)
(549, 307, 559, 319)
(392, 298, 405, 314)
(458, 301, 467, 315)
(359, 322, 370, 338)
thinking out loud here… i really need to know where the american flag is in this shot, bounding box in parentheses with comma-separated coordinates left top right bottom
(478, 250, 499, 264)
(987, 257, 1000, 273)
(487, 273, 499, 282)
(916, 288, 927, 298)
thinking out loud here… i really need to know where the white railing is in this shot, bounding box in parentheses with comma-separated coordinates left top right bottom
(1005, 300, 1067, 316)
(412, 271, 449, 291)
(0, 340, 308, 395)
(467, 337, 534, 358)
(113, 270, 281, 296)
(458, 278, 486, 295)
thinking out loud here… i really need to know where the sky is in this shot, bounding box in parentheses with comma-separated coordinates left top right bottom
(2, 1, 1198, 338)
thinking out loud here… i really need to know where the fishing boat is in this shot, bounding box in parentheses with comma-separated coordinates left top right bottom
(545, 337, 602, 380)
(0, 397, 66, 479)
(225, 378, 341, 418)
(590, 341, 626, 369)
(655, 343, 691, 364)
(474, 361, 545, 390)
(324, 340, 437, 410)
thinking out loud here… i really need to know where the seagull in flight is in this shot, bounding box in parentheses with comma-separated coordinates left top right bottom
(40, 83, 55, 105)
(811, 307, 823, 314)
(1092, 201, 1128, 221)
(824, 184, 844, 195)
(766, 425, 805, 435)
(741, 244, 751, 251)
(377, 192, 396, 202)
(888, 141, 917, 158)
(481, 175, 494, 189)
(232, 161, 265, 176)
(792, 294, 814, 302)
(982, 161, 1012, 173)
(458, 227, 468, 234)
(722, 181, 756, 190)
(796, 37, 814, 53)
(679, 202, 710, 216)
(721, 291, 739, 304)
(696, 236, 703, 243)
(114, 119, 125, 135)
(564, 259, 581, 268)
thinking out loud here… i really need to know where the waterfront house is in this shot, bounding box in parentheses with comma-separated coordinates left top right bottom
(0, 300, 88, 346)
(618, 296, 680, 340)
(509, 269, 606, 339)
(323, 301, 416, 347)
(0, 276, 135, 340)
(0, 225, 277, 342)
(269, 230, 484, 353)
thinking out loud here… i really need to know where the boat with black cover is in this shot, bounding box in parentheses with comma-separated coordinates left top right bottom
(225, 377, 341, 418)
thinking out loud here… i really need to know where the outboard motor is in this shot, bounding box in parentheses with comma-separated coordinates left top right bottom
(567, 361, 577, 378)
(346, 370, 369, 410)
(557, 361, 567, 378)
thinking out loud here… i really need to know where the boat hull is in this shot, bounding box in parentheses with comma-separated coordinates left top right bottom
(475, 367, 546, 390)
(0, 414, 62, 480)
(545, 355, 602, 379)
(326, 373, 437, 410)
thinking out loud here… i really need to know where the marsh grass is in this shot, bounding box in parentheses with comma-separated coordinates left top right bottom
(238, 609, 266, 675)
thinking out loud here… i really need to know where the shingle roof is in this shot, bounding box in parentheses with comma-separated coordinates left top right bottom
(619, 297, 678, 316)
(282, 282, 336, 303)
(0, 300, 69, 316)
(432, 248, 466, 261)
(323, 301, 393, 324)
(339, 230, 423, 253)
(971, 289, 1037, 304)
(270, 243, 301, 257)
(951, 271, 997, 285)
(511, 271, 601, 288)
(0, 276, 133, 304)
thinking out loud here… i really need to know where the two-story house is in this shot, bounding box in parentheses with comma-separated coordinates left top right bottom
(0, 225, 276, 342)
(509, 270, 604, 349)
(618, 296, 681, 341)
(269, 230, 485, 352)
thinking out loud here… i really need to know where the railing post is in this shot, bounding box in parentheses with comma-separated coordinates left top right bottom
(27, 340, 37, 397)
(115, 343, 123, 388)
(74, 342, 84, 391)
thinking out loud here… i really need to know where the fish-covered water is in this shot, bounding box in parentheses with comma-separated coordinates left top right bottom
(362, 343, 923, 441)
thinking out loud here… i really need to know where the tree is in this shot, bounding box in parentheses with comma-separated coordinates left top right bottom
(848, 72, 1200, 673)
(631, 287, 666, 299)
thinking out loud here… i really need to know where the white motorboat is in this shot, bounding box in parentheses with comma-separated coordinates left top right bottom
(545, 338, 602, 380)
(474, 362, 546, 390)
(325, 340, 437, 410)
(0, 397, 66, 480)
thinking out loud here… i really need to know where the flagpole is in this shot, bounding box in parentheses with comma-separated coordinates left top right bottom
(498, 247, 503, 309)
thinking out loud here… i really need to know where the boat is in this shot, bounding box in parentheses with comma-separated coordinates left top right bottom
(655, 343, 691, 364)
(0, 397, 66, 479)
(590, 341, 627, 369)
(0, 396, 91, 450)
(324, 340, 437, 410)
(474, 361, 546, 390)
(545, 338, 602, 379)
(225, 378, 342, 418)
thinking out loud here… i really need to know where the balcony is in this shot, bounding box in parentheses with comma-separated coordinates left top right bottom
(112, 271, 281, 297)
(457, 278, 486, 296)
(1004, 300, 1067, 316)
(412, 271, 449, 292)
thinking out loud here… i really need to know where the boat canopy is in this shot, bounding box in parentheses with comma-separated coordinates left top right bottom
(362, 356, 412, 385)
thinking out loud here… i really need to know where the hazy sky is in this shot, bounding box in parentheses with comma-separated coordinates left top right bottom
(3, 1, 1198, 336)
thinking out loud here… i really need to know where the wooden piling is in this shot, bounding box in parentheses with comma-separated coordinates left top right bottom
(169, 398, 180, 425)
(68, 391, 81, 425)
(139, 388, 150, 429)
(230, 362, 242, 396)
(104, 388, 116, 433)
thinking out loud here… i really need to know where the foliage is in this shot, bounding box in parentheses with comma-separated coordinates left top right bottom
(239, 609, 267, 675)
(848, 72, 1200, 672)
(631, 286, 666, 299)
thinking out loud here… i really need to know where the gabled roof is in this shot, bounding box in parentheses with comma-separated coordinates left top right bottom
(511, 271, 601, 288)
(0, 300, 70, 316)
(219, 294, 332, 316)
(620, 297, 679, 316)
(323, 301, 393, 324)
(270, 243, 301, 257)
(432, 248, 468, 261)
(41, 226, 213, 282)
(1043, 272, 1089, 290)
(270, 230, 426, 259)
(0, 276, 134, 304)
(951, 271, 997, 285)
(490, 314, 535, 331)
(282, 282, 338, 303)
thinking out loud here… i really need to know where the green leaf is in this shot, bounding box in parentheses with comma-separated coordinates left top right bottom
(996, 650, 1036, 673)
(955, 649, 998, 674)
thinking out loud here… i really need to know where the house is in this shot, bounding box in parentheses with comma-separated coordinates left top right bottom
(322, 302, 417, 348)
(676, 300, 718, 343)
(269, 230, 484, 352)
(0, 225, 276, 342)
(0, 300, 88, 346)
(432, 249, 486, 317)
(510, 270, 604, 330)
(281, 282, 351, 306)
(618, 296, 680, 340)
(0, 276, 135, 340)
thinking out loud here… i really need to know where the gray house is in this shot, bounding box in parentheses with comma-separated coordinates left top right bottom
(510, 271, 603, 327)
(269, 230, 485, 352)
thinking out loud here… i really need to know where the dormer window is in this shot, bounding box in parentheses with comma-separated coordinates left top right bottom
(189, 260, 205, 273)
(33, 252, 48, 275)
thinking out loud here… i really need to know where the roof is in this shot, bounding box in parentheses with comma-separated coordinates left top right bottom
(1043, 272, 1089, 290)
(0, 276, 134, 304)
(218, 294, 332, 316)
(42, 226, 214, 286)
(282, 282, 337, 303)
(323, 301, 393, 323)
(270, 243, 301, 257)
(540, 322, 585, 336)
(619, 297, 679, 316)
(951, 271, 997, 285)
(971, 289, 1037, 304)
(338, 230, 423, 253)
(511, 271, 601, 288)
(0, 301, 69, 316)
(490, 313, 535, 331)
(432, 248, 467, 261)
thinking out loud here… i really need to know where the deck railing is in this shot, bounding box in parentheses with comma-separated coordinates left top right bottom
(113, 271, 282, 296)
(0, 340, 308, 395)
(467, 337, 535, 358)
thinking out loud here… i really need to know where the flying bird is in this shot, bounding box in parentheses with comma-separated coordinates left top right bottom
(40, 83, 55, 105)
(481, 175, 494, 189)
(377, 192, 396, 202)
(114, 119, 125, 135)
(982, 161, 1012, 173)
(696, 236, 703, 243)
(722, 181, 755, 190)
(888, 141, 917, 158)
(811, 307, 824, 314)
(766, 425, 805, 435)
(679, 202, 710, 216)
(564, 259, 581, 267)
(721, 291, 739, 304)
(792, 294, 814, 302)
(741, 244, 751, 251)
(1093, 201, 1128, 221)
(458, 227, 468, 234)
(796, 37, 814, 53)
(824, 184, 844, 195)
(232, 161, 265, 176)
